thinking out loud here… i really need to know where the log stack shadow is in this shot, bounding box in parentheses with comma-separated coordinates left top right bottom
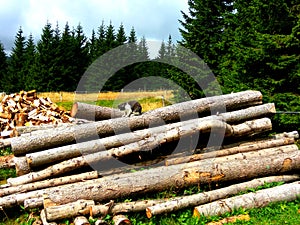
(0, 90, 299, 224)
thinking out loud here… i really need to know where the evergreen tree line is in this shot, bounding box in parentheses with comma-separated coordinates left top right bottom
(177, 0, 300, 131)
(0, 21, 176, 92)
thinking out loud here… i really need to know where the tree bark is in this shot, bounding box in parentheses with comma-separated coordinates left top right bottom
(25, 103, 275, 168)
(193, 181, 300, 217)
(70, 102, 123, 120)
(8, 118, 272, 185)
(166, 137, 295, 166)
(145, 174, 300, 218)
(10, 90, 264, 155)
(44, 199, 94, 221)
(40, 209, 57, 225)
(1, 150, 300, 209)
(0, 171, 98, 196)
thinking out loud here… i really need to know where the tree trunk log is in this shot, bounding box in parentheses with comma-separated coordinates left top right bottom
(0, 155, 15, 168)
(112, 215, 131, 225)
(145, 174, 300, 218)
(74, 216, 90, 225)
(44, 199, 95, 221)
(166, 137, 295, 166)
(70, 102, 123, 121)
(0, 171, 98, 196)
(40, 209, 57, 225)
(10, 90, 263, 155)
(25, 103, 275, 168)
(1, 150, 300, 209)
(193, 181, 300, 217)
(14, 156, 31, 176)
(8, 118, 272, 185)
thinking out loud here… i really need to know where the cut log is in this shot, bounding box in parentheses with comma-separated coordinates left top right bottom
(24, 197, 43, 209)
(10, 90, 264, 155)
(0, 171, 98, 197)
(74, 216, 90, 225)
(193, 181, 300, 217)
(44, 199, 95, 221)
(145, 174, 300, 218)
(8, 118, 272, 185)
(1, 150, 300, 209)
(0, 154, 15, 168)
(166, 137, 295, 166)
(112, 215, 131, 225)
(25, 118, 230, 168)
(71, 102, 123, 120)
(40, 209, 57, 225)
(25, 103, 275, 167)
(14, 156, 31, 176)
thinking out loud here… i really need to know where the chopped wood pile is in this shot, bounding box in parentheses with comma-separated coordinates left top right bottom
(0, 90, 73, 139)
(0, 90, 299, 225)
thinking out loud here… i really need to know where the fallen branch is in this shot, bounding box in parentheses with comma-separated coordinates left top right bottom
(193, 181, 300, 217)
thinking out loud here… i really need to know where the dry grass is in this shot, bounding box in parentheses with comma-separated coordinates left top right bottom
(38, 90, 173, 103)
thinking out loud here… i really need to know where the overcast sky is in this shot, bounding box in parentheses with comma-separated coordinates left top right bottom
(0, 0, 189, 54)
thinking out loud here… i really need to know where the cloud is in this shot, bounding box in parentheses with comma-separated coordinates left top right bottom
(0, 0, 189, 53)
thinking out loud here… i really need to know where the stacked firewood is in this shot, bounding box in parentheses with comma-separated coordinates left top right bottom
(0, 90, 73, 138)
(0, 90, 299, 225)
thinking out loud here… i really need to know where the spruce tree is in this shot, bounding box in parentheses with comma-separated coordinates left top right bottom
(6, 27, 26, 92)
(0, 42, 7, 91)
(116, 23, 127, 46)
(23, 34, 37, 91)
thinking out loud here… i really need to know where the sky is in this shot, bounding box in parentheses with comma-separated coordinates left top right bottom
(0, 0, 189, 54)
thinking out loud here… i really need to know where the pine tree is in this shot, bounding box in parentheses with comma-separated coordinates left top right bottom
(105, 21, 117, 51)
(0, 42, 7, 91)
(116, 23, 127, 46)
(6, 27, 26, 92)
(23, 34, 36, 91)
(179, 0, 234, 72)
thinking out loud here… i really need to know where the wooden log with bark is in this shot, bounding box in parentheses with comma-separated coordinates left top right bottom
(0, 154, 14, 168)
(0, 171, 99, 197)
(24, 103, 275, 168)
(44, 199, 95, 221)
(8, 118, 272, 185)
(145, 174, 300, 218)
(9, 90, 263, 155)
(1, 150, 300, 209)
(74, 216, 90, 225)
(71, 102, 123, 120)
(193, 181, 300, 217)
(165, 137, 295, 166)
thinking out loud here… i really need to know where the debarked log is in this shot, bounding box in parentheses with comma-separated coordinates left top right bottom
(193, 181, 300, 217)
(145, 174, 300, 218)
(165, 137, 295, 166)
(0, 171, 98, 197)
(1, 150, 300, 209)
(44, 199, 95, 221)
(70, 102, 123, 121)
(23, 103, 275, 168)
(8, 118, 272, 185)
(10, 90, 264, 155)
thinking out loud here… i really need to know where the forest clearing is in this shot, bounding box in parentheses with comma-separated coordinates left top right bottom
(0, 89, 299, 225)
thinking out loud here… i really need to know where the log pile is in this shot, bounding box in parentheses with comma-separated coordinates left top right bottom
(0, 90, 299, 225)
(0, 90, 73, 138)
